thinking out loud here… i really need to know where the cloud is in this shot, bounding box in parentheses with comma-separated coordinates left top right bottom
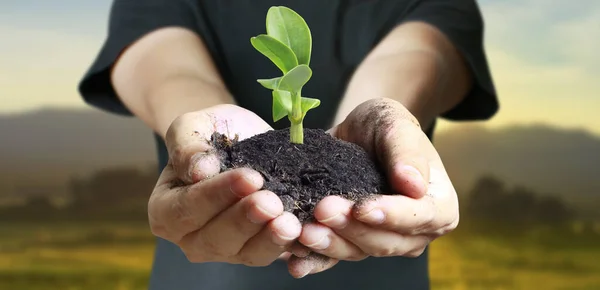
(437, 0, 600, 135)
(479, 0, 600, 73)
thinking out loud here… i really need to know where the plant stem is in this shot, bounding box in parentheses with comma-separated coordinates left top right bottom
(290, 120, 303, 144)
(290, 91, 303, 144)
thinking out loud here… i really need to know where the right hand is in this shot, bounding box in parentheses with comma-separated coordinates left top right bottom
(148, 104, 302, 266)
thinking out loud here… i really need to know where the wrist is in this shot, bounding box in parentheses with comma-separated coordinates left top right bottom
(146, 76, 235, 139)
(336, 51, 443, 130)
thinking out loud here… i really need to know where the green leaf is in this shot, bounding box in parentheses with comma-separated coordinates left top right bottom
(300, 97, 320, 118)
(272, 90, 293, 122)
(250, 35, 298, 73)
(257, 77, 281, 90)
(278, 64, 312, 93)
(266, 6, 312, 65)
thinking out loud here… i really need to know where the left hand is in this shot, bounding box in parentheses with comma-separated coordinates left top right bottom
(286, 98, 459, 278)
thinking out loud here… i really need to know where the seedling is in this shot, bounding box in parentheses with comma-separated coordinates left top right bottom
(250, 6, 320, 144)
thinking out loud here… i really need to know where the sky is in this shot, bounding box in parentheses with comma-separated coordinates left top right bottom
(1, 0, 599, 135)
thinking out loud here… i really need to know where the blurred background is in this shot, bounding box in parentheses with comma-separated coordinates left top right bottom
(1, 0, 599, 289)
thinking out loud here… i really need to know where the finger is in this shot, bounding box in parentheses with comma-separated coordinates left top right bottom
(334, 220, 430, 258)
(150, 168, 263, 241)
(314, 195, 430, 258)
(335, 99, 431, 198)
(148, 163, 183, 238)
(357, 167, 458, 235)
(180, 190, 283, 258)
(287, 253, 339, 279)
(237, 212, 302, 266)
(374, 113, 431, 199)
(290, 242, 311, 258)
(353, 195, 436, 234)
(278, 252, 292, 261)
(165, 111, 221, 184)
(299, 223, 367, 261)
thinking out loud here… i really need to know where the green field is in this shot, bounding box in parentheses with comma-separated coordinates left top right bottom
(1, 222, 599, 290)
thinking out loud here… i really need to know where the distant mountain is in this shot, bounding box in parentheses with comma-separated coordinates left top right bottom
(0, 108, 156, 187)
(1, 109, 598, 215)
(434, 123, 600, 216)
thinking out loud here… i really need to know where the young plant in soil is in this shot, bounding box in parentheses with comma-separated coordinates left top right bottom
(212, 6, 389, 223)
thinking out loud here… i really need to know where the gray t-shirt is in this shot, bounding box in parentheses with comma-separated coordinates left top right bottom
(78, 0, 498, 289)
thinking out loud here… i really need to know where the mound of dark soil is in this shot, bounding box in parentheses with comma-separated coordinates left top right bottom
(212, 128, 389, 223)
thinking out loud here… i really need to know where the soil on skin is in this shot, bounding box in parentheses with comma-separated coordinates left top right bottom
(212, 128, 390, 223)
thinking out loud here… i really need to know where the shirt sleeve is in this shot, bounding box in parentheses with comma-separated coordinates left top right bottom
(401, 0, 499, 121)
(77, 0, 202, 116)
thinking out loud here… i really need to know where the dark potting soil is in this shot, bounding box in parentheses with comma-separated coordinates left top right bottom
(212, 128, 390, 223)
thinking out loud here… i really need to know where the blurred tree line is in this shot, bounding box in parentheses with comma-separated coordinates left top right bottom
(464, 175, 574, 228)
(0, 166, 158, 221)
(0, 167, 597, 238)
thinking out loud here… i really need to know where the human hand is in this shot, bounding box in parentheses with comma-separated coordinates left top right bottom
(289, 98, 459, 277)
(148, 104, 302, 266)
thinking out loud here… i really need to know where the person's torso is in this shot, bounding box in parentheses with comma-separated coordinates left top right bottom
(150, 1, 432, 289)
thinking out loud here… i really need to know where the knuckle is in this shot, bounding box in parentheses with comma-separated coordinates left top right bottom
(200, 237, 222, 256)
(166, 112, 197, 147)
(171, 189, 193, 222)
(405, 247, 426, 258)
(349, 226, 370, 239)
(149, 223, 168, 239)
(198, 234, 234, 258)
(447, 218, 459, 231)
(181, 248, 207, 263)
(423, 208, 437, 225)
(346, 252, 369, 261)
(148, 194, 175, 240)
(437, 217, 459, 236)
(366, 247, 395, 258)
(200, 184, 225, 206)
(237, 253, 271, 267)
(411, 208, 437, 235)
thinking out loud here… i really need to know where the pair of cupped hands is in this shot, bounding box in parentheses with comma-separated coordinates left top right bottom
(148, 98, 459, 278)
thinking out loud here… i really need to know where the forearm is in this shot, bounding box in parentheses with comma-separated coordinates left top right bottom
(111, 27, 234, 139)
(138, 75, 233, 139)
(335, 22, 473, 129)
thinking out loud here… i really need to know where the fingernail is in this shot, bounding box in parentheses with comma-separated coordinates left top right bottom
(400, 165, 427, 190)
(230, 171, 262, 198)
(271, 215, 301, 246)
(272, 230, 296, 246)
(359, 208, 385, 224)
(319, 213, 348, 229)
(306, 235, 330, 250)
(247, 205, 275, 224)
(190, 153, 220, 183)
(401, 165, 423, 181)
(246, 211, 264, 224)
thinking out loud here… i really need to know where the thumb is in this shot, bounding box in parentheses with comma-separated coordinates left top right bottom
(165, 111, 222, 184)
(164, 104, 273, 184)
(376, 117, 430, 199)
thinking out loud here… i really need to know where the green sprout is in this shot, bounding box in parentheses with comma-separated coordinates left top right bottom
(250, 6, 320, 144)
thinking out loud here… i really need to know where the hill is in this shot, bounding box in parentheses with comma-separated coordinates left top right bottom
(434, 123, 600, 216)
(0, 109, 598, 215)
(0, 109, 156, 196)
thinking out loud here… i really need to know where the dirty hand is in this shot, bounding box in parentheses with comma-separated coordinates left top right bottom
(148, 104, 302, 266)
(289, 98, 459, 276)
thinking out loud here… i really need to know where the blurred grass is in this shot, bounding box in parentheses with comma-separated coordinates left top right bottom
(1, 222, 599, 290)
(0, 222, 154, 290)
